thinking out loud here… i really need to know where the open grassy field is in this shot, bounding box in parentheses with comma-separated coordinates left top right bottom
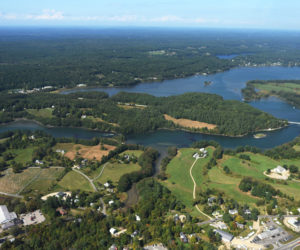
(22, 167, 64, 194)
(53, 143, 116, 161)
(95, 162, 141, 184)
(56, 171, 93, 192)
(207, 167, 259, 204)
(4, 146, 37, 164)
(27, 108, 53, 118)
(0, 168, 41, 194)
(254, 82, 300, 95)
(162, 147, 214, 217)
(164, 114, 217, 130)
(221, 152, 300, 200)
(222, 153, 299, 180)
(293, 145, 300, 152)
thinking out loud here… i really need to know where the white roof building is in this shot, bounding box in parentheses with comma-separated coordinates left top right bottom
(0, 205, 17, 224)
(229, 209, 238, 215)
(272, 165, 287, 174)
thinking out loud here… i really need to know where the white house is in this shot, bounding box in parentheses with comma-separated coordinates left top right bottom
(135, 215, 141, 221)
(109, 200, 114, 206)
(110, 228, 117, 235)
(0, 205, 17, 224)
(229, 209, 238, 215)
(104, 182, 110, 188)
(272, 165, 287, 174)
(287, 218, 300, 232)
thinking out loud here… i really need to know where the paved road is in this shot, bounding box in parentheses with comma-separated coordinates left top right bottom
(0, 191, 23, 199)
(72, 168, 97, 191)
(189, 158, 212, 220)
(276, 237, 300, 250)
(72, 167, 107, 215)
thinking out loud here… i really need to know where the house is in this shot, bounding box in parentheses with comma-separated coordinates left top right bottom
(104, 182, 110, 188)
(179, 214, 186, 223)
(272, 165, 287, 174)
(56, 207, 67, 216)
(193, 153, 199, 159)
(35, 160, 44, 165)
(109, 200, 114, 206)
(0, 205, 17, 224)
(55, 149, 65, 155)
(131, 230, 138, 238)
(174, 214, 180, 222)
(208, 197, 216, 204)
(109, 244, 118, 250)
(210, 221, 228, 230)
(236, 222, 245, 229)
(229, 209, 238, 215)
(56, 192, 66, 198)
(135, 215, 141, 221)
(110, 228, 117, 235)
(214, 229, 234, 242)
(244, 209, 251, 215)
(180, 232, 188, 243)
(287, 218, 300, 232)
(212, 211, 223, 219)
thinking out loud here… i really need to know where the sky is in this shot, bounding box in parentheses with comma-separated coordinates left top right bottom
(0, 0, 299, 30)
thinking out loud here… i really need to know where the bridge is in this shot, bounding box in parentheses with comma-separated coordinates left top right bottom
(288, 121, 300, 125)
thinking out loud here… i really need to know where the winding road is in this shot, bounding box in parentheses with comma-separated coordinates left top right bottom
(189, 158, 212, 220)
(72, 167, 107, 215)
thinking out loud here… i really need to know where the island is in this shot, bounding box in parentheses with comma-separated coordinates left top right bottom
(0, 91, 287, 137)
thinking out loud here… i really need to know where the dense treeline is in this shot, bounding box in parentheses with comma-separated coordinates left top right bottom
(118, 148, 159, 192)
(0, 91, 285, 136)
(264, 136, 300, 159)
(113, 92, 285, 136)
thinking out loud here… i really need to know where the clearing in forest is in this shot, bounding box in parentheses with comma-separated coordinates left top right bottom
(164, 114, 217, 130)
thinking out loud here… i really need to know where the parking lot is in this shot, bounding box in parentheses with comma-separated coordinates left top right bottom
(20, 209, 45, 226)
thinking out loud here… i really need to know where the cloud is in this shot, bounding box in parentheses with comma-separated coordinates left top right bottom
(150, 15, 183, 22)
(26, 9, 64, 21)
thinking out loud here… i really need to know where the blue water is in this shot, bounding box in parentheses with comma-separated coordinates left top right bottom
(2, 66, 300, 150)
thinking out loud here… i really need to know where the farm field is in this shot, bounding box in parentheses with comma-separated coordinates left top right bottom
(22, 167, 64, 194)
(0, 168, 41, 194)
(162, 147, 214, 217)
(53, 143, 116, 161)
(81, 149, 143, 182)
(56, 171, 93, 192)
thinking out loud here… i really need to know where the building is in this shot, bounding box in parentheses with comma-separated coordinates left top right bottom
(104, 182, 110, 188)
(180, 232, 188, 243)
(0, 205, 17, 224)
(229, 209, 238, 215)
(135, 215, 141, 221)
(56, 207, 67, 216)
(257, 228, 281, 240)
(272, 165, 287, 174)
(214, 229, 234, 242)
(287, 218, 300, 232)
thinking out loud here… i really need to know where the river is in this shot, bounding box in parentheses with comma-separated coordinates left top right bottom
(1, 66, 300, 152)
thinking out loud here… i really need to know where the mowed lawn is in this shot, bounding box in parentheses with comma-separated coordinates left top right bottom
(221, 152, 300, 200)
(23, 167, 65, 194)
(222, 153, 300, 180)
(254, 82, 300, 94)
(95, 162, 141, 184)
(207, 167, 259, 205)
(57, 171, 93, 192)
(162, 147, 214, 217)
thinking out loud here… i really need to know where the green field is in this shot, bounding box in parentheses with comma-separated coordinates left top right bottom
(221, 153, 300, 200)
(27, 108, 53, 118)
(162, 148, 214, 217)
(56, 171, 93, 192)
(95, 162, 141, 184)
(4, 146, 37, 164)
(23, 167, 65, 194)
(254, 82, 300, 95)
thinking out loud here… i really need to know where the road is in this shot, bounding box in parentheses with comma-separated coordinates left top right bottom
(0, 191, 23, 199)
(72, 168, 97, 191)
(92, 163, 107, 181)
(276, 237, 300, 250)
(189, 158, 212, 220)
(72, 167, 107, 215)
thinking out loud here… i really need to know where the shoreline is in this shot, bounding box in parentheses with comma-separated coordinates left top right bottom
(0, 118, 288, 139)
(57, 65, 293, 95)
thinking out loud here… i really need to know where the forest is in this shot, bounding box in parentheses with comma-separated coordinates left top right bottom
(0, 91, 286, 136)
(1, 28, 300, 91)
